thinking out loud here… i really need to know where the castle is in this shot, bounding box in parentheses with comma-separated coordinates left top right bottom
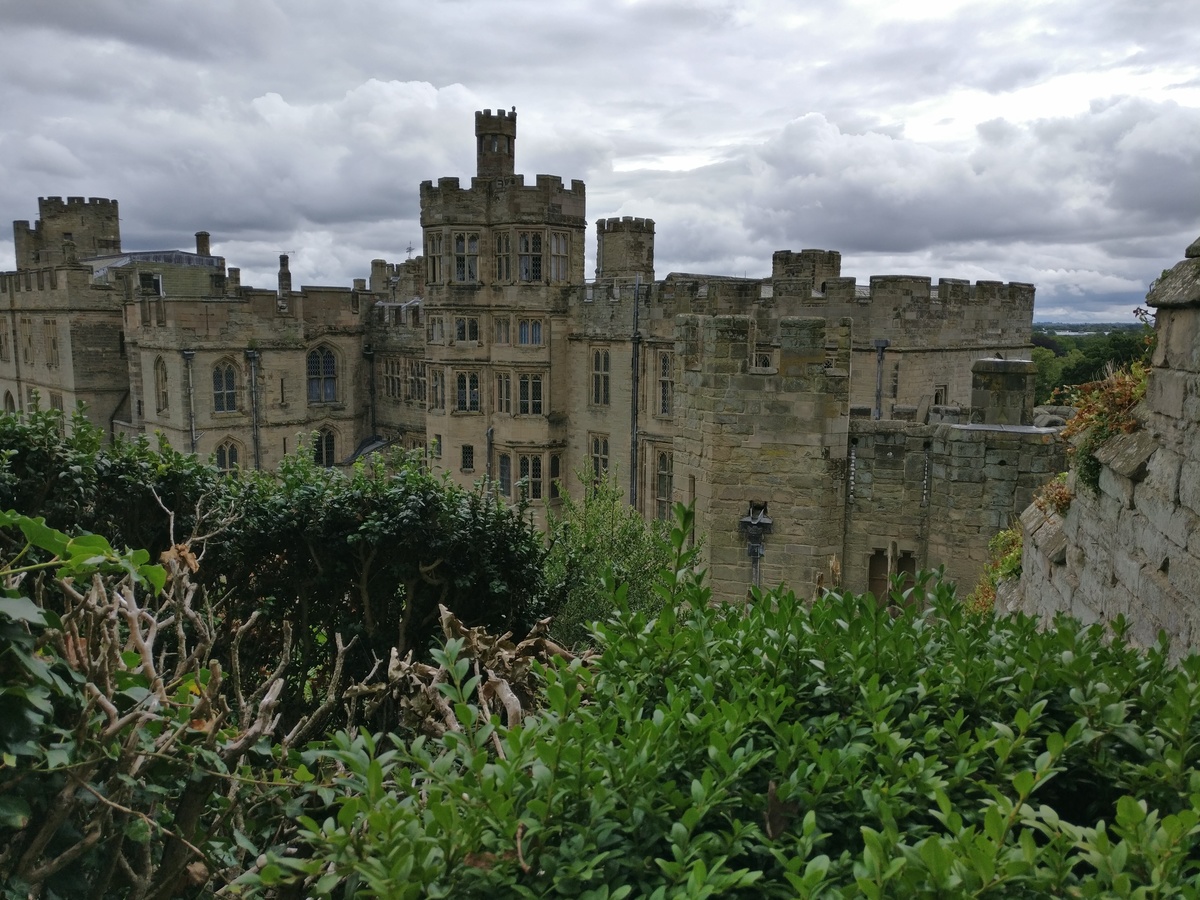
(0, 109, 1064, 600)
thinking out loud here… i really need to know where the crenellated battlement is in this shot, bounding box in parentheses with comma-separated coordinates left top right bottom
(475, 107, 517, 130)
(597, 216, 656, 234)
(39, 196, 118, 211)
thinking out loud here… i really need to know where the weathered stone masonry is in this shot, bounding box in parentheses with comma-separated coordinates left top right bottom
(1017, 237, 1200, 657)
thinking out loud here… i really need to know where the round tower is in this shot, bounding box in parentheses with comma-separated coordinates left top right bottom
(475, 107, 517, 178)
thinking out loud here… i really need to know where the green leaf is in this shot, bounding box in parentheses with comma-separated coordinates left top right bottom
(0, 795, 31, 829)
(0, 597, 47, 625)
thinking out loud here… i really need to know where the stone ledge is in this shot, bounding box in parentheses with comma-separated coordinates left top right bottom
(1092, 429, 1158, 481)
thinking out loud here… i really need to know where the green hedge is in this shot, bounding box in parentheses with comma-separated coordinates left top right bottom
(248, 513, 1200, 897)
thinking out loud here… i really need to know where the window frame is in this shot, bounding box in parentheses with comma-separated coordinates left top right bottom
(307, 346, 338, 404)
(496, 372, 512, 414)
(453, 231, 479, 283)
(215, 438, 240, 472)
(497, 451, 512, 496)
(154, 356, 169, 414)
(550, 231, 569, 282)
(657, 350, 673, 417)
(592, 348, 611, 406)
(655, 450, 673, 521)
(591, 434, 610, 479)
(426, 232, 443, 284)
(518, 453, 543, 500)
(494, 231, 512, 283)
(518, 373, 543, 416)
(213, 360, 239, 413)
(455, 371, 481, 412)
(517, 231, 543, 282)
(517, 318, 543, 346)
(314, 426, 336, 467)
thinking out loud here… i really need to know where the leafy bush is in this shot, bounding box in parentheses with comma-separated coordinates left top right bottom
(963, 527, 1023, 615)
(542, 473, 673, 648)
(1033, 472, 1074, 516)
(246, 508, 1200, 897)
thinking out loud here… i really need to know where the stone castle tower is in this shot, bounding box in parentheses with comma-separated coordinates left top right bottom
(13, 196, 122, 268)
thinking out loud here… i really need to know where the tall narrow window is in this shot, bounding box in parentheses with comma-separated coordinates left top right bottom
(213, 361, 238, 412)
(43, 319, 59, 368)
(591, 435, 609, 479)
(518, 374, 543, 415)
(518, 232, 542, 282)
(3, 392, 15, 414)
(429, 369, 446, 411)
(154, 357, 169, 414)
(655, 451, 673, 521)
(314, 427, 336, 467)
(456, 372, 480, 411)
(462, 444, 475, 472)
(427, 316, 445, 343)
(307, 346, 336, 403)
(496, 372, 512, 414)
(497, 452, 512, 495)
(550, 232, 568, 281)
(215, 438, 240, 471)
(549, 453, 562, 499)
(494, 232, 511, 283)
(454, 232, 479, 282)
(20, 318, 33, 364)
(494, 316, 510, 344)
(658, 351, 673, 416)
(426, 232, 443, 283)
(592, 349, 610, 406)
(519, 453, 543, 500)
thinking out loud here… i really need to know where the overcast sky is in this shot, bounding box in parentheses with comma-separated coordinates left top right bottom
(2, 0, 1197, 322)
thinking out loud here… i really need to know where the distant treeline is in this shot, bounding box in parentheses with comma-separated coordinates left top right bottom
(1030, 321, 1152, 404)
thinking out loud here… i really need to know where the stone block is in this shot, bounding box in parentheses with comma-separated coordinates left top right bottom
(1146, 368, 1188, 419)
(1093, 430, 1159, 482)
(1098, 467, 1135, 508)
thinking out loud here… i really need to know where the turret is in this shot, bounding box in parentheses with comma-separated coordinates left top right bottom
(12, 196, 121, 269)
(475, 107, 517, 178)
(595, 216, 655, 281)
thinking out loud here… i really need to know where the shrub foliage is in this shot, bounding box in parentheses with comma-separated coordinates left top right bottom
(248, 511, 1200, 897)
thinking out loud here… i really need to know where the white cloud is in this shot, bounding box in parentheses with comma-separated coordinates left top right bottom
(0, 0, 1198, 319)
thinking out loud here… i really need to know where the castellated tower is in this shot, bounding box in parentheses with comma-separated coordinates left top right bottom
(13, 196, 122, 269)
(420, 108, 587, 518)
(476, 108, 517, 178)
(596, 217, 655, 282)
(772, 249, 842, 290)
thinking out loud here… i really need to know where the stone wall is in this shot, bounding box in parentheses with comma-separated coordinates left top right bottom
(674, 313, 850, 600)
(1016, 238, 1200, 657)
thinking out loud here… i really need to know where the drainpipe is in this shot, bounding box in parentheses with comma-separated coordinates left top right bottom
(873, 339, 890, 420)
(244, 349, 262, 469)
(629, 273, 641, 508)
(182, 350, 197, 453)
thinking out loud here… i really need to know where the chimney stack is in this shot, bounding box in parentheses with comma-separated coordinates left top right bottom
(195, 231, 211, 256)
(278, 254, 292, 296)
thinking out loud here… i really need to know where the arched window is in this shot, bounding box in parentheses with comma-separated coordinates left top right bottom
(3, 391, 15, 414)
(215, 438, 240, 471)
(314, 426, 336, 467)
(154, 357, 169, 413)
(213, 361, 238, 412)
(307, 346, 337, 403)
